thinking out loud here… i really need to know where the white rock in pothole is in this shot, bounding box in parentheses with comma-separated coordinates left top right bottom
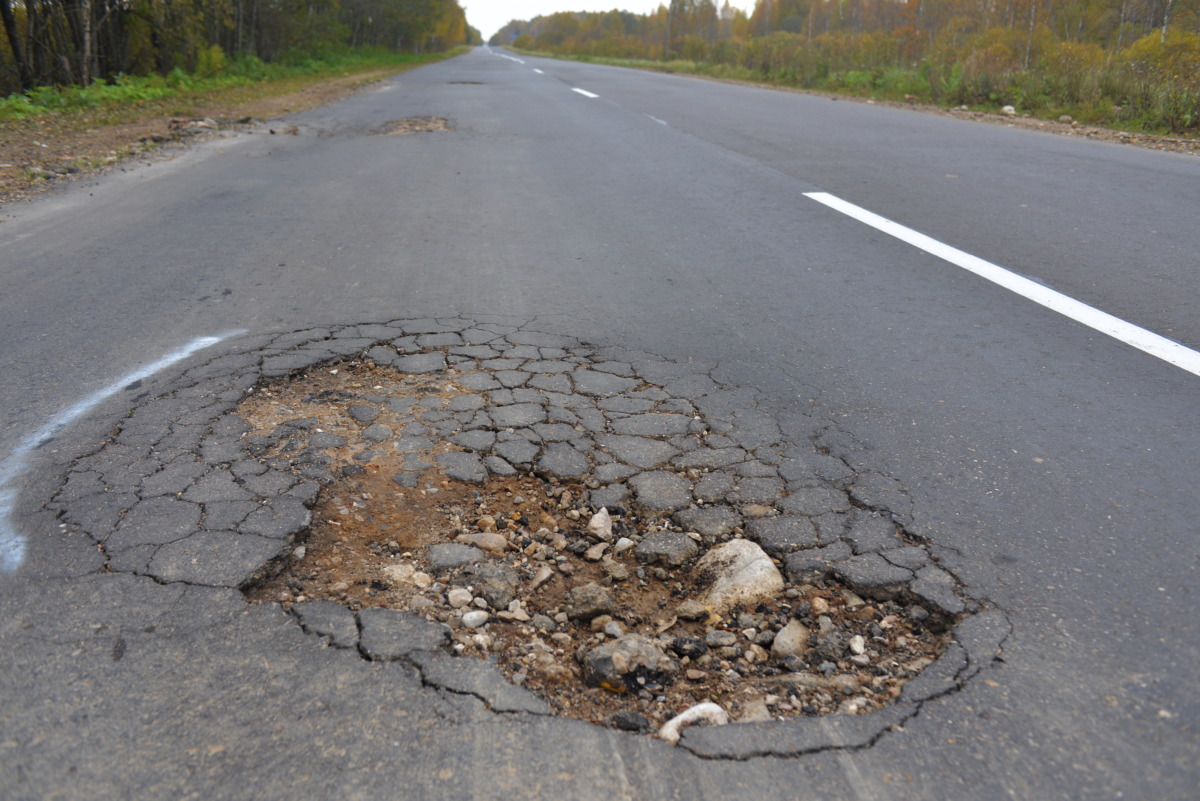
(462, 610, 489, 628)
(447, 588, 474, 608)
(586, 507, 613, 541)
(696, 540, 784, 613)
(658, 702, 730, 745)
(771, 619, 810, 659)
(382, 563, 416, 583)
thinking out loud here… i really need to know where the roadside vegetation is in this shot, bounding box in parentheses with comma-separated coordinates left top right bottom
(494, 0, 1200, 135)
(0, 47, 459, 123)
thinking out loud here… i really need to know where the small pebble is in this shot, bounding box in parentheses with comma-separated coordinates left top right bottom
(462, 610, 489, 628)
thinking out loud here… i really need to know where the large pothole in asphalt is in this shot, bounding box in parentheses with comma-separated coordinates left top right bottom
(47, 320, 994, 748)
(237, 350, 970, 732)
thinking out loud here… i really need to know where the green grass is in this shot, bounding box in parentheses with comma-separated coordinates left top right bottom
(0, 47, 464, 123)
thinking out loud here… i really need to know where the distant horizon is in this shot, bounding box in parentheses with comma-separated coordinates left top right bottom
(464, 0, 754, 42)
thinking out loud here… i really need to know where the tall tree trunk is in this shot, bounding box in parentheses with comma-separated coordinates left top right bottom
(30, 0, 47, 83)
(1024, 0, 1037, 68)
(81, 0, 92, 84)
(0, 0, 34, 90)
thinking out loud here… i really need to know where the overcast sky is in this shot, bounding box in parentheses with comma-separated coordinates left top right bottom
(465, 0, 754, 41)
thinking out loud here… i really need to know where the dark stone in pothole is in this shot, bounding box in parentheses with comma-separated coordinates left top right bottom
(463, 562, 520, 608)
(565, 582, 616, 620)
(635, 531, 699, 567)
(669, 636, 709, 659)
(580, 634, 679, 691)
(607, 711, 653, 732)
(426, 542, 486, 570)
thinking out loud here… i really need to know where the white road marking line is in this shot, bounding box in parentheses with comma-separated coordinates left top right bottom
(805, 191, 1200, 378)
(486, 46, 525, 64)
(534, 69, 544, 74)
(648, 115, 668, 126)
(572, 88, 599, 98)
(0, 332, 241, 574)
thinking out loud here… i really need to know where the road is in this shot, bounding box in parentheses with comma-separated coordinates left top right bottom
(1, 46, 1198, 799)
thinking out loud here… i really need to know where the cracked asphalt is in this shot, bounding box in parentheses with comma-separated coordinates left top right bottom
(2, 49, 1199, 799)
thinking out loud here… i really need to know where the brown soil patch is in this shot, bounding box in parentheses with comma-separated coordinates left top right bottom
(0, 69, 394, 206)
(377, 116, 453, 135)
(241, 359, 954, 730)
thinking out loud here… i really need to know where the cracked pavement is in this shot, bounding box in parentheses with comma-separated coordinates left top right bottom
(3, 318, 1009, 798)
(3, 49, 1199, 799)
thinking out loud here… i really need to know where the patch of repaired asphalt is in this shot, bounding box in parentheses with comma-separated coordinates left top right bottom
(44, 317, 1009, 756)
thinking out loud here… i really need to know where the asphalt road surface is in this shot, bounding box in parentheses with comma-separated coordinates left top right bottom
(2, 47, 1198, 800)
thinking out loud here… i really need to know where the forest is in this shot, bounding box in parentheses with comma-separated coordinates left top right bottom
(0, 0, 479, 97)
(493, 0, 1200, 132)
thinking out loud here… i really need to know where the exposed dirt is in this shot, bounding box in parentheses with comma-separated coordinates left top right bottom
(241, 359, 955, 730)
(930, 103, 1200, 155)
(0, 69, 395, 205)
(377, 116, 453, 135)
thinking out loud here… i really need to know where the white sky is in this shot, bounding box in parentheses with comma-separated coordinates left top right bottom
(465, 0, 754, 41)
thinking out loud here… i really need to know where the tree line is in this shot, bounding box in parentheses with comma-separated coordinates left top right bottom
(0, 0, 479, 96)
(493, 0, 1199, 131)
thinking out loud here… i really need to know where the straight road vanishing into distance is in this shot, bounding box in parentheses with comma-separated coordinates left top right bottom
(1, 47, 1198, 799)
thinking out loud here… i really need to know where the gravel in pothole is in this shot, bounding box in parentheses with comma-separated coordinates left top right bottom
(241, 354, 964, 730)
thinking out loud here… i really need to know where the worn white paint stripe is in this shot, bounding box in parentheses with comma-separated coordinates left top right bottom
(485, 46, 525, 64)
(572, 88, 599, 98)
(648, 115, 668, 126)
(533, 69, 544, 74)
(0, 332, 241, 574)
(804, 191, 1200, 378)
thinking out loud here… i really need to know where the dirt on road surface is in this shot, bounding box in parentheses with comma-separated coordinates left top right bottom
(0, 70, 394, 205)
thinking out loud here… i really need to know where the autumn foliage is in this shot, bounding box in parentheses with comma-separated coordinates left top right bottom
(0, 0, 477, 97)
(494, 0, 1200, 132)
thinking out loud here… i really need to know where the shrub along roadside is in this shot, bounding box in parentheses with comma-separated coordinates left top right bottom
(0, 47, 458, 122)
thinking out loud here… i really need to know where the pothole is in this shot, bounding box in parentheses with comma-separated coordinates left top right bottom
(47, 321, 994, 747)
(374, 117, 453, 136)
(237, 351, 969, 731)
